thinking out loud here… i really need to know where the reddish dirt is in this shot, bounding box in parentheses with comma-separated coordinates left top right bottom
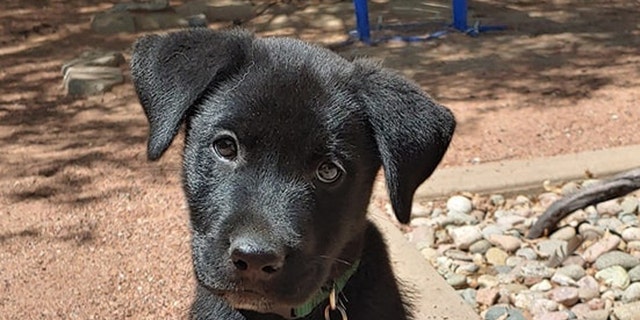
(1, 0, 638, 318)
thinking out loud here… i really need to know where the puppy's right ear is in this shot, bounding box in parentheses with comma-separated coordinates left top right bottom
(130, 29, 253, 160)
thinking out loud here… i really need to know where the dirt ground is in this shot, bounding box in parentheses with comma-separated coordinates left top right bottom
(1, 0, 638, 318)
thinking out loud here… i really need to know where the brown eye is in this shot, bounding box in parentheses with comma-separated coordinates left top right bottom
(316, 161, 342, 184)
(212, 137, 237, 160)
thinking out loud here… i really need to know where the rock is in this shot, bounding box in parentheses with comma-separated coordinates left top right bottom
(595, 265, 630, 289)
(571, 304, 609, 320)
(551, 273, 578, 287)
(582, 233, 621, 263)
(549, 286, 580, 307)
(562, 255, 586, 268)
(486, 247, 509, 266)
(622, 227, 640, 242)
(622, 282, 640, 303)
(458, 288, 476, 306)
(613, 300, 640, 320)
(490, 194, 505, 206)
(555, 264, 586, 281)
(110, 0, 170, 11)
(628, 265, 640, 282)
(596, 217, 624, 231)
(596, 199, 622, 215)
(482, 225, 506, 239)
(444, 249, 472, 261)
(91, 11, 136, 34)
(514, 291, 545, 310)
(577, 276, 600, 300)
(506, 256, 525, 268)
(455, 261, 479, 275)
(550, 226, 577, 241)
(594, 251, 640, 270)
(484, 305, 527, 320)
(61, 50, 125, 75)
(186, 13, 208, 28)
(410, 202, 432, 219)
(478, 274, 500, 288)
(175, 0, 254, 23)
(514, 195, 531, 206)
(537, 239, 568, 258)
(132, 11, 188, 31)
(530, 279, 553, 291)
(469, 239, 492, 254)
(628, 241, 640, 251)
(409, 217, 431, 227)
(446, 211, 478, 225)
(447, 195, 473, 215)
(445, 272, 468, 289)
(520, 260, 555, 279)
(561, 181, 581, 195)
(496, 215, 526, 228)
(528, 298, 559, 317)
(487, 234, 522, 252)
(64, 66, 124, 96)
(538, 192, 561, 208)
(620, 213, 639, 226)
(534, 311, 569, 320)
(621, 196, 639, 215)
(476, 287, 500, 305)
(516, 247, 538, 260)
(449, 225, 483, 249)
(578, 223, 605, 240)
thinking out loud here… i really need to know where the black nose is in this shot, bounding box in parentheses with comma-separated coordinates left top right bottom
(230, 241, 285, 279)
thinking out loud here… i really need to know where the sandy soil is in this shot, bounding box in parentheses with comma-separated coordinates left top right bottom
(1, 0, 638, 318)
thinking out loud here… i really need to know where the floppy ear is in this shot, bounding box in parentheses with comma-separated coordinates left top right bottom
(130, 28, 253, 160)
(355, 60, 456, 224)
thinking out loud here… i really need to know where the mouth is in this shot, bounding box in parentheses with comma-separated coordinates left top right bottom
(209, 287, 299, 316)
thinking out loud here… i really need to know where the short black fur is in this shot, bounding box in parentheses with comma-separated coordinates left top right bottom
(131, 28, 455, 320)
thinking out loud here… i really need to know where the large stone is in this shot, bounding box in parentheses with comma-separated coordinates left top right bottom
(64, 66, 124, 96)
(175, 0, 254, 23)
(61, 50, 125, 75)
(449, 225, 483, 250)
(110, 0, 170, 12)
(613, 300, 640, 320)
(132, 11, 188, 31)
(91, 11, 136, 34)
(595, 265, 630, 289)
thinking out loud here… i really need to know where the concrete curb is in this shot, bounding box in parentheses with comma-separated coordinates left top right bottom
(369, 206, 481, 320)
(415, 144, 640, 200)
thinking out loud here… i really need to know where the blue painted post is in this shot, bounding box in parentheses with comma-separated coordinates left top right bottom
(452, 0, 468, 32)
(353, 0, 371, 43)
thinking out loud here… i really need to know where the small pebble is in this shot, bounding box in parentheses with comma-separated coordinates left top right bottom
(478, 274, 500, 288)
(482, 225, 506, 240)
(622, 282, 640, 303)
(538, 192, 561, 208)
(555, 264, 586, 281)
(582, 233, 621, 263)
(628, 265, 640, 282)
(486, 247, 509, 266)
(561, 181, 580, 195)
(458, 288, 477, 306)
(594, 251, 640, 270)
(489, 194, 505, 206)
(550, 226, 577, 241)
(447, 195, 473, 215)
(515, 247, 538, 260)
(469, 239, 492, 254)
(596, 199, 622, 215)
(445, 272, 468, 289)
(613, 300, 640, 320)
(577, 276, 600, 300)
(622, 227, 640, 242)
(476, 287, 500, 306)
(551, 273, 578, 287)
(595, 265, 630, 289)
(549, 286, 580, 307)
(484, 305, 526, 320)
(621, 196, 639, 215)
(449, 225, 483, 249)
(530, 279, 553, 292)
(534, 311, 569, 320)
(487, 234, 522, 252)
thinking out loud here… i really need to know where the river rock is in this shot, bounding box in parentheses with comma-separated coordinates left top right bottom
(595, 265, 630, 289)
(450, 225, 483, 249)
(594, 251, 640, 270)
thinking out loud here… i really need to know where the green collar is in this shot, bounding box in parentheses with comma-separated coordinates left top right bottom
(288, 260, 360, 319)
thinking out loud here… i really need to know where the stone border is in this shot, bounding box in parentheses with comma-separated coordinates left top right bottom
(415, 144, 640, 200)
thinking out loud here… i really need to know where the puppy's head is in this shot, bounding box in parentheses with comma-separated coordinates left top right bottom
(131, 29, 454, 313)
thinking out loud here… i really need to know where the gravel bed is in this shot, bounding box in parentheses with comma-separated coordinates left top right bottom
(398, 179, 640, 320)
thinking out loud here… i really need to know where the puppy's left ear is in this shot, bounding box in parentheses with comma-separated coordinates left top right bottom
(355, 60, 456, 224)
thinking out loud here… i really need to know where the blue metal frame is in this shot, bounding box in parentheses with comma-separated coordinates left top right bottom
(352, 0, 506, 43)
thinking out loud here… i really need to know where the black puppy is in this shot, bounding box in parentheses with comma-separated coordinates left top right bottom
(130, 29, 455, 320)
